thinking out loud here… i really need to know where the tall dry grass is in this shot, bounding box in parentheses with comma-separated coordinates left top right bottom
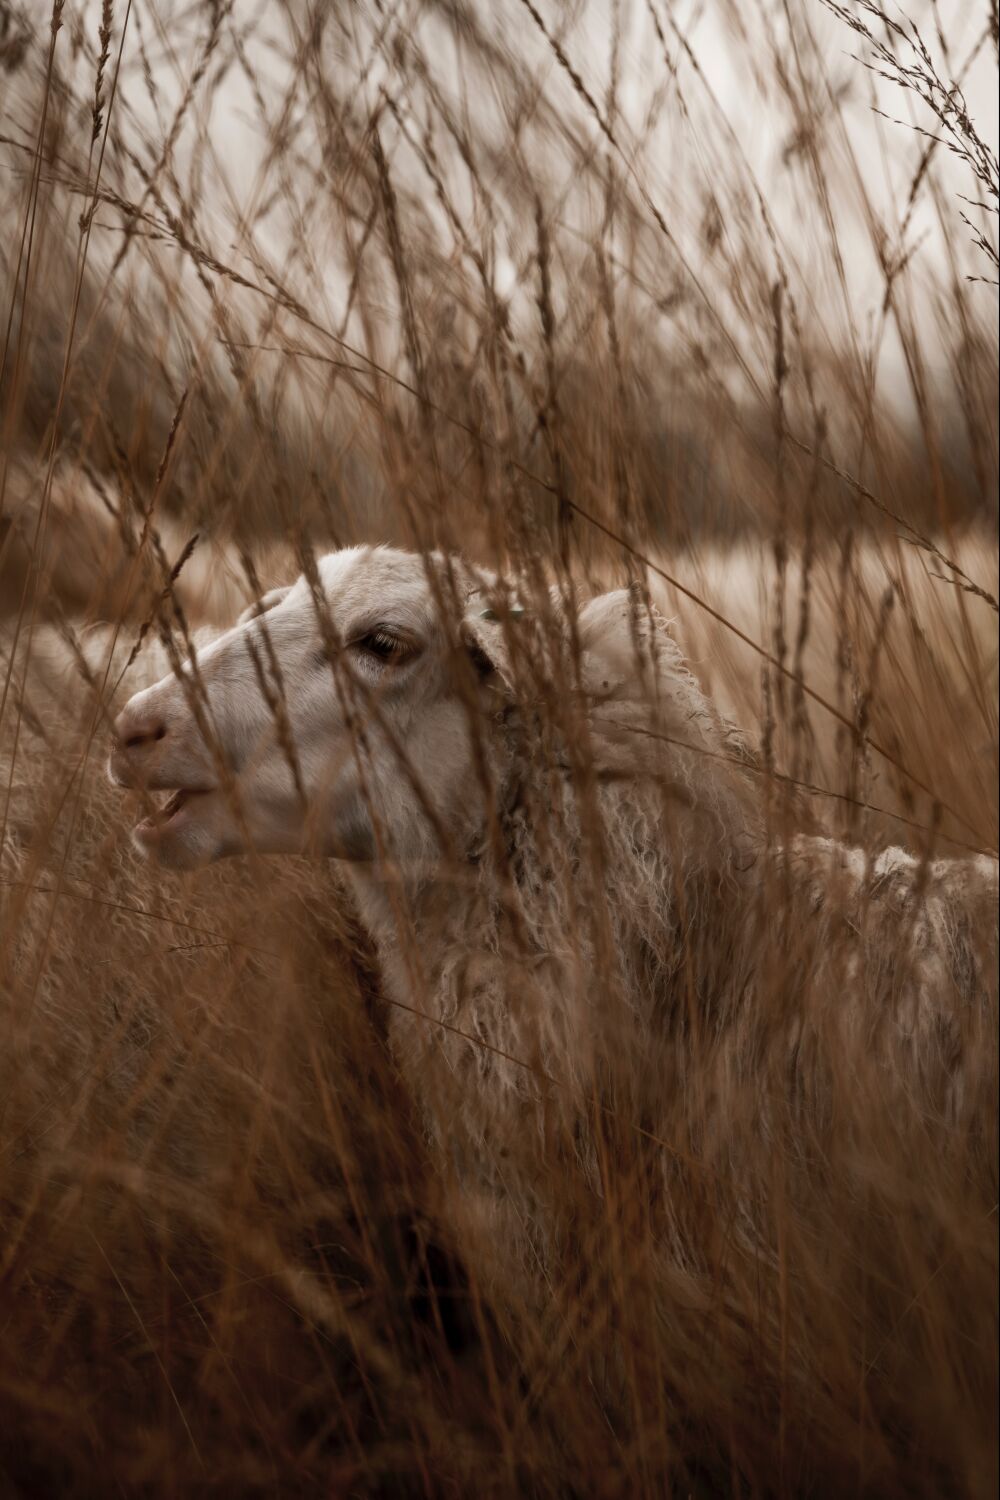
(1, 1, 997, 1495)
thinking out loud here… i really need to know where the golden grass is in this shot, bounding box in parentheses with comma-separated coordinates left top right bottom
(1, 1, 997, 1495)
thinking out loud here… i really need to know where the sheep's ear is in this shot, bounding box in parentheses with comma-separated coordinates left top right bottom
(237, 585, 292, 625)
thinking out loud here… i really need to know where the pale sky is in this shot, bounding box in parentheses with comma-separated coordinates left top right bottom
(3, 0, 997, 418)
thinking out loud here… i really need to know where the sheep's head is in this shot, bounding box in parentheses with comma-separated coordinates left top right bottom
(107, 546, 524, 870)
(108, 544, 750, 872)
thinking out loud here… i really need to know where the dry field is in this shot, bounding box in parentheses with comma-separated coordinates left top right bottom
(1, 1, 997, 1496)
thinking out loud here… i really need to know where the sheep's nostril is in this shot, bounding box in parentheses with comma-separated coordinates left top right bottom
(120, 720, 168, 750)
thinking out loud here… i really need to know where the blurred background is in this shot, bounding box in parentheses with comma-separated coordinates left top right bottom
(2, 0, 997, 546)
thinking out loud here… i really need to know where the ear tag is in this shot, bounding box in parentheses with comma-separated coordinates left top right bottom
(479, 604, 525, 622)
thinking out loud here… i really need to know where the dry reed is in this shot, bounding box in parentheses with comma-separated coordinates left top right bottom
(1, 2, 997, 1495)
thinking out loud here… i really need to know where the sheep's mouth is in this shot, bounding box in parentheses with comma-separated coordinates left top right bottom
(135, 788, 212, 839)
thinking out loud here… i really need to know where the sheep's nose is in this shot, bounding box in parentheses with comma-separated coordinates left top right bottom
(114, 707, 168, 751)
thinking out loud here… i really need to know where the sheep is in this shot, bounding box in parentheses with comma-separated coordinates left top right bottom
(104, 543, 998, 1291)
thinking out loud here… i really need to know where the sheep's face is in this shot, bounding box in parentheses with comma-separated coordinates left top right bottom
(108, 546, 508, 870)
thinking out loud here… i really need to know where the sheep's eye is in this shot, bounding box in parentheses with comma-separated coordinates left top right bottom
(353, 628, 413, 665)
